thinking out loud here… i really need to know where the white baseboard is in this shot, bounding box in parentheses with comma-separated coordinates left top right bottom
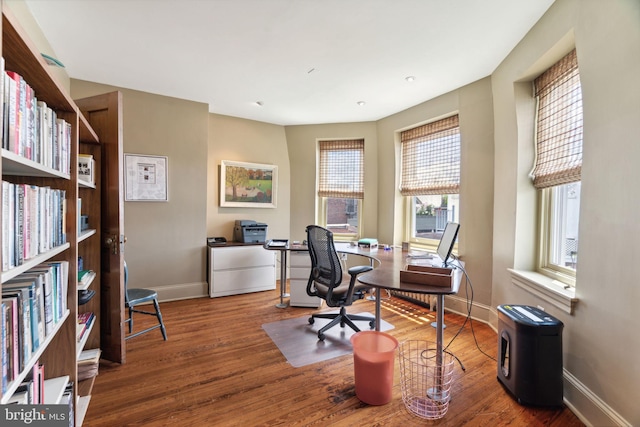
(152, 281, 209, 302)
(444, 294, 493, 324)
(563, 369, 631, 427)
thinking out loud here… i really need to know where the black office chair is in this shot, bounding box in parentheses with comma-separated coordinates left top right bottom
(124, 260, 167, 341)
(305, 225, 375, 341)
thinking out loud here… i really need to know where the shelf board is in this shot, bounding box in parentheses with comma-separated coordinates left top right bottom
(1, 149, 71, 179)
(79, 113, 99, 144)
(1, 243, 71, 282)
(44, 375, 71, 404)
(0, 310, 71, 404)
(78, 229, 96, 243)
(77, 395, 92, 426)
(79, 179, 96, 189)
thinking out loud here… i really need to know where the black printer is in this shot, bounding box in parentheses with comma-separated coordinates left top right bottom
(233, 220, 268, 243)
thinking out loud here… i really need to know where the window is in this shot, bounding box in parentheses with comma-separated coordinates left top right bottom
(400, 115, 461, 246)
(317, 139, 364, 239)
(532, 49, 583, 285)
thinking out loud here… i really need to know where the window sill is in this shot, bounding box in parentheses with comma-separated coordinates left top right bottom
(508, 269, 578, 314)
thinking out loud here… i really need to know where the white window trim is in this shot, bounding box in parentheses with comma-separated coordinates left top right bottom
(508, 268, 578, 314)
(537, 187, 577, 287)
(318, 197, 362, 241)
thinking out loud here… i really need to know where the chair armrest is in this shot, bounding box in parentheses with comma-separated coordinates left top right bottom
(348, 265, 374, 276)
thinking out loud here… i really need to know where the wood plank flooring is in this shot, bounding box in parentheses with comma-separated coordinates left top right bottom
(84, 289, 584, 426)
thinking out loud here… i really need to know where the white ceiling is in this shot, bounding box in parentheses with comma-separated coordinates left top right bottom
(24, 0, 554, 126)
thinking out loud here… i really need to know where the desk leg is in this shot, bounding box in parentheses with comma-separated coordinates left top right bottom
(435, 294, 444, 366)
(374, 288, 381, 331)
(276, 250, 288, 309)
(426, 294, 448, 401)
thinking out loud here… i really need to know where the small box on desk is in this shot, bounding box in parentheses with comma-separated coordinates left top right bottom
(358, 238, 378, 250)
(400, 264, 453, 287)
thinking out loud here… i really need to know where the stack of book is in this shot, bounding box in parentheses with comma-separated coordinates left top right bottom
(77, 348, 101, 381)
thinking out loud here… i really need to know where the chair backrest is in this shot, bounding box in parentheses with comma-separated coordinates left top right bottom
(306, 225, 342, 299)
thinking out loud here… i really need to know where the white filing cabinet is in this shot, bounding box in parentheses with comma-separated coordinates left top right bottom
(289, 250, 323, 308)
(208, 245, 276, 297)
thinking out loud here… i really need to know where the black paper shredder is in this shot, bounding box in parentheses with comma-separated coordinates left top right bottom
(497, 304, 564, 407)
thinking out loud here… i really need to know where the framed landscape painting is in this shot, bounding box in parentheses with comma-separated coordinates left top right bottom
(220, 160, 278, 208)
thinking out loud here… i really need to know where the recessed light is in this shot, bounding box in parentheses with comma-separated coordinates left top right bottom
(357, 101, 366, 106)
(405, 76, 416, 82)
(255, 101, 264, 106)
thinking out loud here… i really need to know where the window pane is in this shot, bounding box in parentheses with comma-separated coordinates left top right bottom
(412, 194, 459, 240)
(326, 198, 358, 235)
(548, 182, 580, 269)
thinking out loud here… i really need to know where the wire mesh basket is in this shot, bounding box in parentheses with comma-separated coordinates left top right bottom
(399, 340, 456, 420)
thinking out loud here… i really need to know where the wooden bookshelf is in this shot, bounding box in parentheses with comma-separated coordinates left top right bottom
(0, 4, 121, 425)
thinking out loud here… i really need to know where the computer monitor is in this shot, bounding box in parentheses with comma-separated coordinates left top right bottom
(437, 222, 460, 266)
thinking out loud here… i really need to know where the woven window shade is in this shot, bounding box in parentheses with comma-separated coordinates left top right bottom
(318, 139, 364, 199)
(400, 115, 460, 196)
(531, 49, 583, 189)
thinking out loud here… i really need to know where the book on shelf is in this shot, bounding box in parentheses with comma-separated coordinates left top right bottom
(9, 361, 44, 404)
(76, 312, 94, 342)
(1, 301, 7, 393)
(60, 381, 74, 426)
(2, 279, 42, 355)
(2, 285, 33, 367)
(5, 274, 46, 348)
(2, 295, 21, 384)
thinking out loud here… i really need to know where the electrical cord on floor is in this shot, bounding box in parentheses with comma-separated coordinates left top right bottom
(442, 255, 496, 365)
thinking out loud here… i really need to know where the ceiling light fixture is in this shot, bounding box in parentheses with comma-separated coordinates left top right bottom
(405, 76, 416, 82)
(255, 101, 264, 106)
(357, 101, 366, 106)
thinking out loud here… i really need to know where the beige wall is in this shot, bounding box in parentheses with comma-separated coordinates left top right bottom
(376, 78, 495, 313)
(71, 80, 210, 301)
(12, 0, 640, 424)
(492, 0, 640, 425)
(285, 122, 378, 242)
(207, 114, 291, 241)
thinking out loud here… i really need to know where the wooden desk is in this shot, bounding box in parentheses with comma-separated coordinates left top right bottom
(343, 244, 463, 373)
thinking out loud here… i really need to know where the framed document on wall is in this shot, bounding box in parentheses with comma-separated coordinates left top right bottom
(125, 154, 169, 201)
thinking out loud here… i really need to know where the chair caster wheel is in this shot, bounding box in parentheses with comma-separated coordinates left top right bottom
(308, 317, 315, 325)
(369, 321, 375, 329)
(318, 333, 325, 341)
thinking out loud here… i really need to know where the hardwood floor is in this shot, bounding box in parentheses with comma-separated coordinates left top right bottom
(84, 289, 584, 426)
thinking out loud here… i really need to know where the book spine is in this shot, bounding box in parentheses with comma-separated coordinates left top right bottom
(8, 298, 18, 380)
(2, 181, 10, 271)
(1, 302, 6, 393)
(15, 183, 24, 266)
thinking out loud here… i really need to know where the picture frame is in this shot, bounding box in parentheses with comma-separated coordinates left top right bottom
(220, 160, 277, 208)
(124, 154, 169, 201)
